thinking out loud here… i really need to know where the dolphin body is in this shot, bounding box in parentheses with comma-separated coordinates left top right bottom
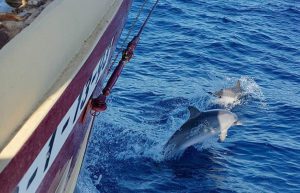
(210, 80, 243, 106)
(164, 106, 240, 158)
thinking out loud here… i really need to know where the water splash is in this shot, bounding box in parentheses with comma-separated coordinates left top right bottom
(239, 76, 268, 109)
(163, 132, 220, 161)
(208, 76, 268, 110)
(78, 75, 269, 190)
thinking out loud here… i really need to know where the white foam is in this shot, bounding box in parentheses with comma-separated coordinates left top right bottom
(239, 76, 268, 109)
(211, 76, 268, 110)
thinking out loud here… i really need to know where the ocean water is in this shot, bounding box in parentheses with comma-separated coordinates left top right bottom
(0, 1, 12, 11)
(75, 0, 300, 192)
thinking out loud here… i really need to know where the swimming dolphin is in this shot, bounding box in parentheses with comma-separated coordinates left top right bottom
(164, 106, 240, 158)
(209, 80, 243, 106)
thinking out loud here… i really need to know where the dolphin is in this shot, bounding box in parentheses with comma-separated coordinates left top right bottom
(209, 80, 243, 106)
(164, 106, 240, 158)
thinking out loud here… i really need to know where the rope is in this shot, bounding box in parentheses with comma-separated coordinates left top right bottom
(111, 0, 149, 66)
(90, 0, 160, 115)
(136, 0, 159, 39)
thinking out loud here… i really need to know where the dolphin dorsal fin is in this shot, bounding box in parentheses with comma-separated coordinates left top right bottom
(235, 80, 241, 90)
(188, 106, 201, 119)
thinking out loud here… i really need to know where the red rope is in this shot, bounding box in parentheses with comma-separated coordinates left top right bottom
(91, 0, 159, 114)
(111, 0, 149, 66)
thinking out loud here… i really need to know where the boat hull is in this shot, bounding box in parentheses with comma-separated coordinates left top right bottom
(0, 0, 132, 192)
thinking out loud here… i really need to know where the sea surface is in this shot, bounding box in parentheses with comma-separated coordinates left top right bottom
(75, 0, 300, 192)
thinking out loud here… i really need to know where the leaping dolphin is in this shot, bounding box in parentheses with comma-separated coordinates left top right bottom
(209, 80, 243, 106)
(164, 106, 241, 159)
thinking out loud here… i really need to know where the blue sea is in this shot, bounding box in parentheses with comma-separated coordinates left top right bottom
(76, 0, 300, 192)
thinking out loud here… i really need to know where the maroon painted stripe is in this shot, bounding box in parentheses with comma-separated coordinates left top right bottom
(37, 110, 93, 192)
(0, 0, 132, 192)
